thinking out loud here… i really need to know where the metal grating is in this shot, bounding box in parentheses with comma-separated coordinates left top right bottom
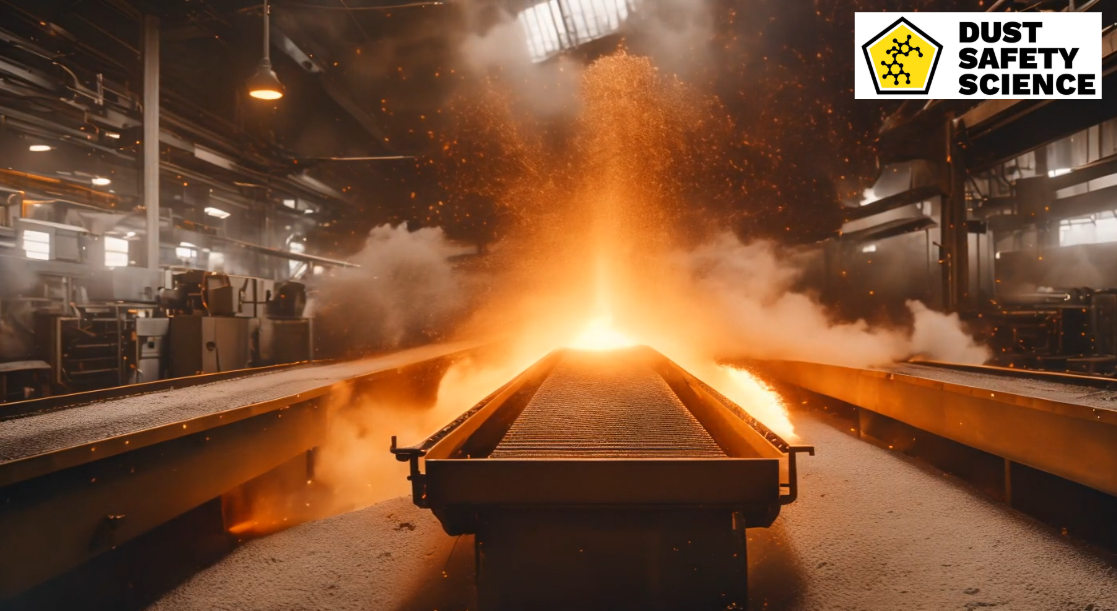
(489, 351, 725, 458)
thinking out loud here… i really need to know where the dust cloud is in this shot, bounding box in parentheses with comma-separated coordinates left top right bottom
(656, 234, 990, 368)
(460, 10, 583, 117)
(282, 38, 990, 525)
(310, 347, 543, 516)
(310, 223, 470, 358)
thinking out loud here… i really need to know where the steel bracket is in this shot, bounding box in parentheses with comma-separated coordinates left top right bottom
(390, 435, 428, 507)
(780, 445, 815, 505)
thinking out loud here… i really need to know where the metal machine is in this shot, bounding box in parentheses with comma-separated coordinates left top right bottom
(392, 346, 812, 610)
(162, 271, 311, 378)
(0, 258, 314, 401)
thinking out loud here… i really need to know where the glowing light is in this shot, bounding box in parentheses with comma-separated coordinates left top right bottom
(568, 314, 635, 351)
(249, 88, 283, 100)
(709, 364, 797, 441)
(91, 177, 112, 186)
(29, 144, 52, 152)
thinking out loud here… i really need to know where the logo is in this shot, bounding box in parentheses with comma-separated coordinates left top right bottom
(856, 13, 1100, 100)
(860, 17, 942, 95)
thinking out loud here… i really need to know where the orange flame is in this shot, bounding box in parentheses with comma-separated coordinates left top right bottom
(568, 314, 635, 351)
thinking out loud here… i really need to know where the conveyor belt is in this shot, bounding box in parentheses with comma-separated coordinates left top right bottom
(490, 352, 725, 458)
(759, 357, 1117, 499)
(885, 363, 1117, 411)
(0, 340, 485, 600)
(0, 341, 479, 468)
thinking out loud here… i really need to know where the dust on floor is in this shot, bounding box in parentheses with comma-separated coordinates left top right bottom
(151, 411, 1117, 611)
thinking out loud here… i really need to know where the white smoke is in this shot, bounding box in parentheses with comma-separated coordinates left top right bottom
(310, 224, 469, 357)
(906, 300, 989, 364)
(457, 0, 714, 116)
(667, 233, 989, 367)
(460, 9, 584, 116)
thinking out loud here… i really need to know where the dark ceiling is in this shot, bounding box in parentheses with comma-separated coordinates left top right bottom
(0, 0, 483, 251)
(3, 0, 1114, 252)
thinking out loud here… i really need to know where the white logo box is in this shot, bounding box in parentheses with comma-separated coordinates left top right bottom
(855, 12, 1102, 100)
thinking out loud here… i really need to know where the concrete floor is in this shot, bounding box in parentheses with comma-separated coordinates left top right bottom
(149, 410, 1117, 611)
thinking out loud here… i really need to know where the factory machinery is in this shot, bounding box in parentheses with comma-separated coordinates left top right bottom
(809, 7, 1117, 376)
(0, 1, 366, 404)
(392, 347, 813, 610)
(0, 258, 313, 404)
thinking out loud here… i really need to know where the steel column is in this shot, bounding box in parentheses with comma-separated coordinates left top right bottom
(941, 116, 970, 311)
(142, 15, 160, 270)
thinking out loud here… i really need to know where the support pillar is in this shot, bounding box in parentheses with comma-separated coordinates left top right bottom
(941, 115, 969, 311)
(143, 16, 160, 270)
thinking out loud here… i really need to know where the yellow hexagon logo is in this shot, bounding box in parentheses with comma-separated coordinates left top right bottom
(861, 17, 942, 95)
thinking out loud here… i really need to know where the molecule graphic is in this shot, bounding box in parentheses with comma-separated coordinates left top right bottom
(880, 58, 910, 85)
(889, 34, 923, 59)
(879, 34, 923, 85)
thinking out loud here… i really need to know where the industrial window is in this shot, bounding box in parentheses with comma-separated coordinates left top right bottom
(1058, 212, 1117, 248)
(289, 241, 306, 277)
(1046, 131, 1089, 177)
(1055, 172, 1117, 200)
(1101, 118, 1117, 159)
(22, 229, 50, 260)
(104, 236, 129, 267)
(175, 242, 197, 260)
(518, 0, 636, 62)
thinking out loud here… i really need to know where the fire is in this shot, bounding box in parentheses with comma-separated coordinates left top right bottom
(437, 54, 800, 439)
(563, 313, 796, 439)
(568, 314, 636, 351)
(708, 364, 797, 441)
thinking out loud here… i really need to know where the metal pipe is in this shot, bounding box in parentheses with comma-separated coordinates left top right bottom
(143, 15, 160, 270)
(263, 0, 271, 61)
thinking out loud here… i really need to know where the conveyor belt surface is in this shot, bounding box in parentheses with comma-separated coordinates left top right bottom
(490, 351, 725, 458)
(0, 342, 476, 465)
(885, 363, 1117, 411)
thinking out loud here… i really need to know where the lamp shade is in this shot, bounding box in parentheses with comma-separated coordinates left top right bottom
(247, 58, 284, 100)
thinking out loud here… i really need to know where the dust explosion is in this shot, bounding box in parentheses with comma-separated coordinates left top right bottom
(294, 48, 986, 526)
(437, 52, 802, 439)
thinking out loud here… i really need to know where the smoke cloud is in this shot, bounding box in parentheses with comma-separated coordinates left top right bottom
(456, 0, 715, 118)
(460, 11, 583, 117)
(285, 42, 991, 527)
(655, 234, 989, 367)
(310, 223, 470, 358)
(311, 347, 539, 515)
